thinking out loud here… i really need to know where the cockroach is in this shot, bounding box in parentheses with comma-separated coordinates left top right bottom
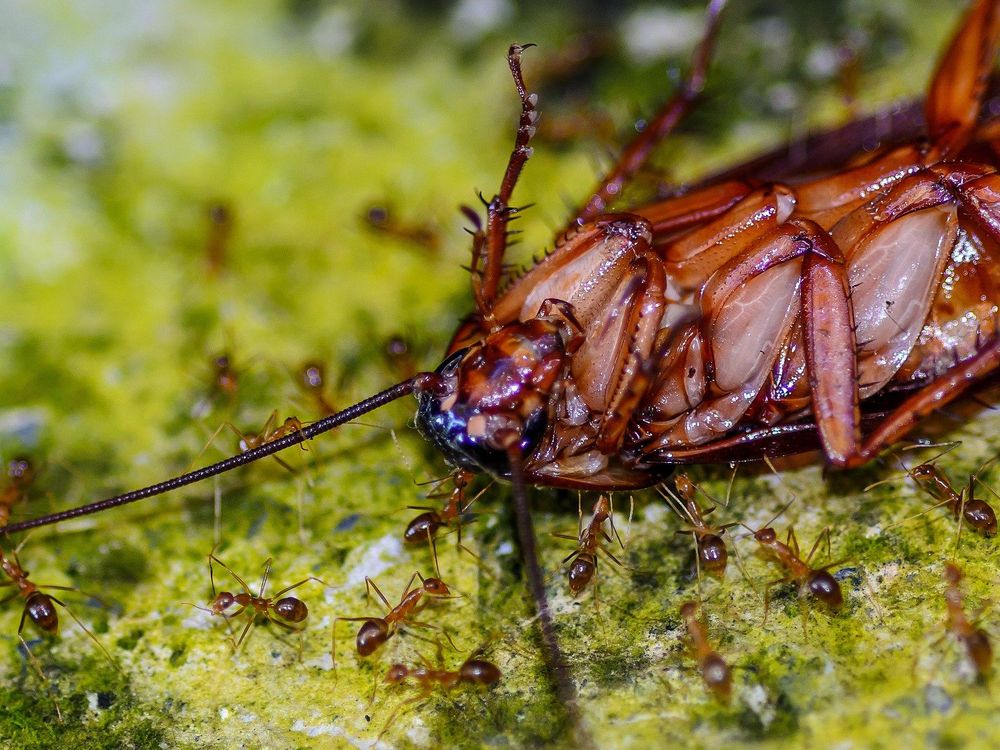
(8, 0, 1000, 742)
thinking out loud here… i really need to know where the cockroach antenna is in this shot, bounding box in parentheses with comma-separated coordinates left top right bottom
(2, 376, 430, 535)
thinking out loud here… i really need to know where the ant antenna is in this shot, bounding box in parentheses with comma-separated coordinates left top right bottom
(3, 377, 431, 534)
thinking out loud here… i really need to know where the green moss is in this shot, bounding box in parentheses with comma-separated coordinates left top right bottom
(0, 0, 998, 748)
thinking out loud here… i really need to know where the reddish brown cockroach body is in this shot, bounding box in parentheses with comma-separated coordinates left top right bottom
(7, 0, 1000, 742)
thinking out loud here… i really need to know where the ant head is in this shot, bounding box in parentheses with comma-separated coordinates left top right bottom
(698, 534, 728, 575)
(568, 556, 595, 594)
(403, 513, 441, 545)
(700, 653, 732, 700)
(460, 658, 502, 686)
(26, 592, 58, 633)
(593, 495, 612, 517)
(754, 527, 776, 544)
(415, 314, 577, 479)
(213, 353, 231, 370)
(806, 570, 843, 609)
(674, 474, 696, 499)
(357, 619, 389, 656)
(7, 456, 34, 483)
(910, 463, 936, 480)
(962, 499, 998, 536)
(679, 601, 699, 620)
(210, 591, 237, 615)
(385, 664, 409, 684)
(273, 596, 308, 623)
(422, 578, 451, 598)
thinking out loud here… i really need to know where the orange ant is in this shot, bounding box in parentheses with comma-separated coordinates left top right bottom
(193, 549, 326, 652)
(909, 463, 997, 537)
(679, 600, 731, 702)
(403, 470, 487, 560)
(1, 456, 36, 528)
(363, 203, 440, 253)
(0, 544, 118, 720)
(378, 652, 501, 739)
(552, 495, 625, 598)
(384, 334, 418, 381)
(199, 410, 306, 473)
(659, 473, 735, 578)
(940, 563, 992, 680)
(297, 360, 337, 418)
(332, 573, 459, 667)
(742, 523, 844, 622)
(211, 352, 240, 400)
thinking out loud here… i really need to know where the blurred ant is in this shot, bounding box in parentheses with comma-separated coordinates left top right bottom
(297, 360, 337, 418)
(552, 494, 627, 600)
(1, 456, 36, 528)
(193, 549, 326, 652)
(211, 352, 240, 400)
(197, 410, 306, 474)
(332, 572, 459, 668)
(741, 522, 844, 625)
(384, 335, 418, 381)
(679, 600, 731, 702)
(939, 563, 993, 680)
(378, 651, 501, 739)
(204, 201, 234, 276)
(658, 473, 736, 579)
(363, 203, 440, 253)
(0, 543, 118, 720)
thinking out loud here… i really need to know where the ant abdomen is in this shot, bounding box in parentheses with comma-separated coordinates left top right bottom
(273, 597, 308, 623)
(357, 619, 389, 656)
(698, 534, 727, 576)
(965, 629, 993, 675)
(460, 659, 502, 685)
(962, 498, 997, 535)
(568, 552, 596, 594)
(699, 652, 732, 700)
(25, 592, 58, 633)
(403, 512, 444, 544)
(806, 570, 843, 609)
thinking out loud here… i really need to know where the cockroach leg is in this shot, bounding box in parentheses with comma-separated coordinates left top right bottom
(574, 0, 728, 224)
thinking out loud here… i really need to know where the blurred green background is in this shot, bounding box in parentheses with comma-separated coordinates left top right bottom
(0, 1, 996, 748)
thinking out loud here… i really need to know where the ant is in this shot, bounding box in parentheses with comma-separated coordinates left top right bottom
(204, 201, 234, 276)
(1, 456, 36, 528)
(553, 495, 626, 598)
(742, 524, 844, 623)
(297, 360, 337, 418)
(211, 352, 240, 400)
(659, 473, 736, 578)
(378, 652, 501, 739)
(403, 470, 488, 562)
(0, 544, 118, 720)
(332, 572, 459, 667)
(908, 463, 997, 537)
(940, 563, 992, 680)
(384, 334, 418, 381)
(363, 203, 440, 253)
(193, 549, 326, 652)
(679, 600, 731, 702)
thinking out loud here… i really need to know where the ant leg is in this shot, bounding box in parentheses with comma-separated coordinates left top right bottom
(213, 476, 222, 547)
(257, 558, 274, 598)
(378, 694, 430, 742)
(805, 527, 832, 566)
(230, 613, 256, 652)
(364, 576, 394, 612)
(16, 614, 63, 723)
(786, 527, 801, 560)
(209, 551, 253, 596)
(574, 0, 728, 224)
(406, 621, 461, 653)
(48, 596, 121, 672)
(272, 576, 329, 599)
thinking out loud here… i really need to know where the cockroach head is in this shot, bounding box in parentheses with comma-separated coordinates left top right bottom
(416, 314, 576, 478)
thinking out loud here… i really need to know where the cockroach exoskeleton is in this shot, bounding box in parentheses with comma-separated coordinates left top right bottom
(9, 0, 1000, 743)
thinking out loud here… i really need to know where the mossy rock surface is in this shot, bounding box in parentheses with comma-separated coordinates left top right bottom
(0, 2, 997, 748)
